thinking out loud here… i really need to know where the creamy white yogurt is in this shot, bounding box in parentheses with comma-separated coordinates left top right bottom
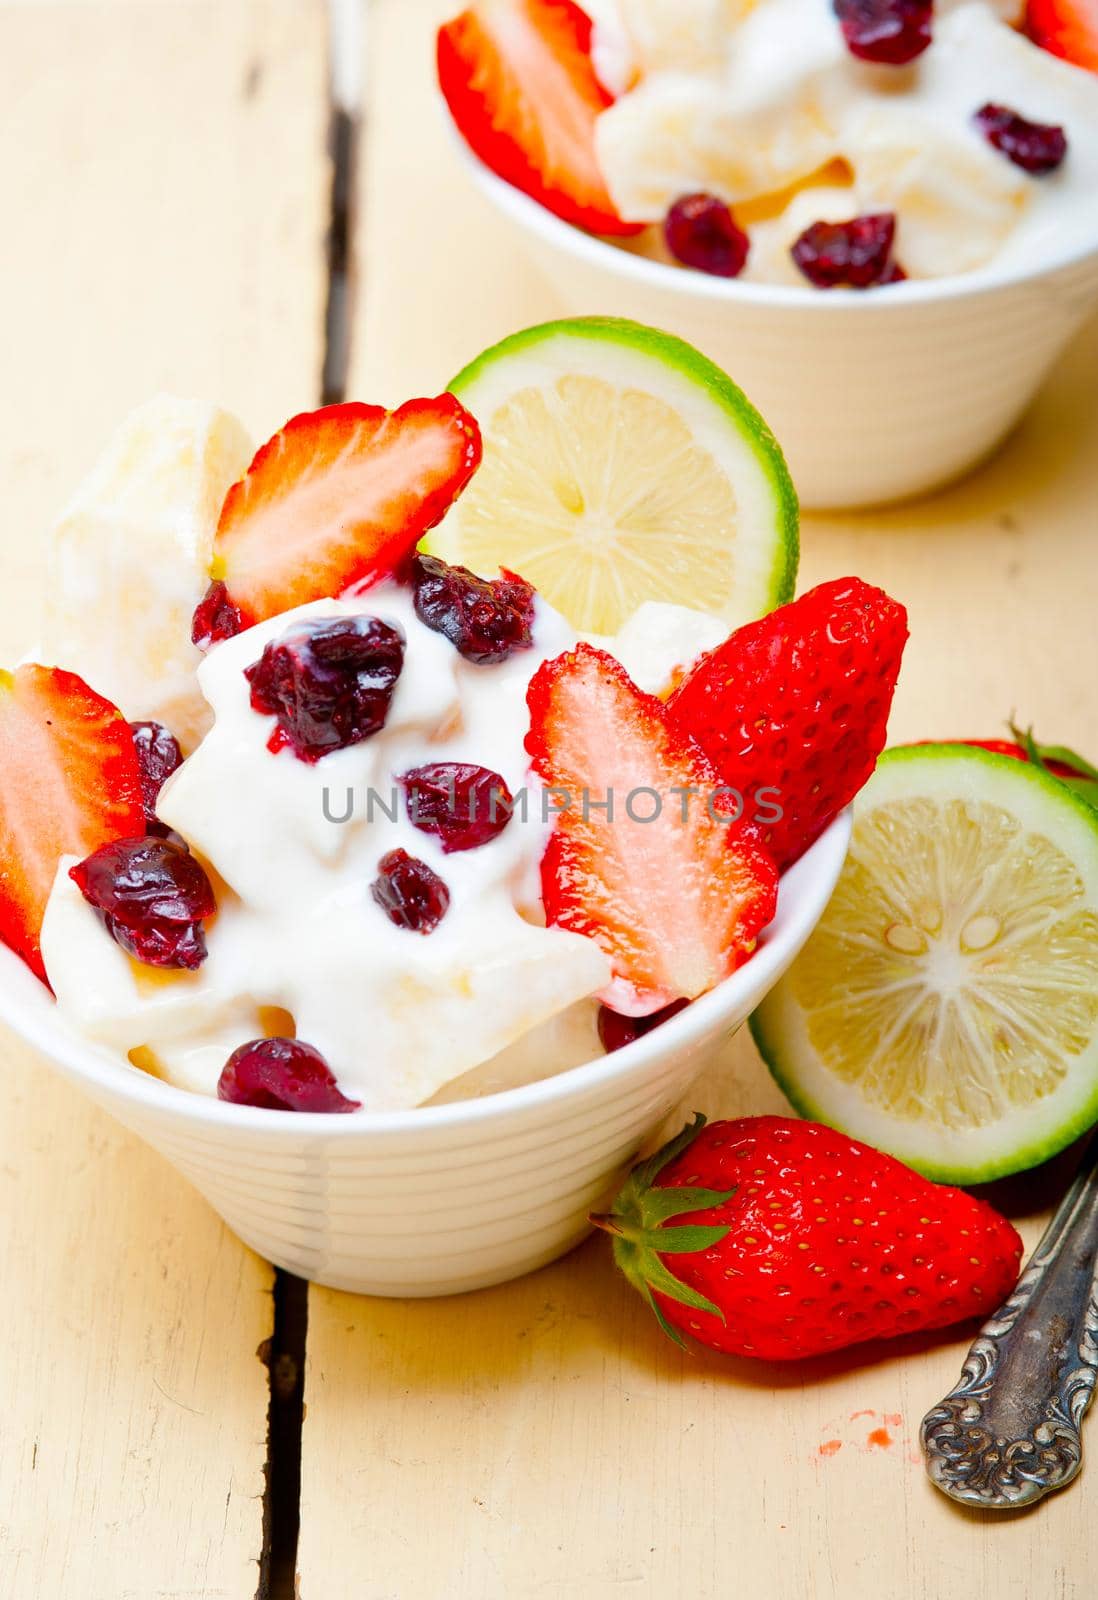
(40, 585, 720, 1111)
(593, 0, 1098, 282)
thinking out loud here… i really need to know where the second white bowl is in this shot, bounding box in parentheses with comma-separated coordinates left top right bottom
(0, 812, 850, 1297)
(462, 154, 1098, 510)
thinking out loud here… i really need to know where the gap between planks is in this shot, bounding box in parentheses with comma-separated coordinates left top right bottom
(257, 4, 362, 1596)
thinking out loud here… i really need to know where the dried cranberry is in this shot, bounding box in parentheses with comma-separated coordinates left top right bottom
(664, 193, 749, 278)
(791, 212, 901, 289)
(974, 103, 1067, 175)
(70, 836, 216, 970)
(371, 849, 450, 934)
(410, 553, 535, 665)
(130, 720, 183, 836)
(833, 0, 932, 64)
(597, 999, 691, 1054)
(217, 1037, 360, 1113)
(245, 615, 404, 763)
(400, 763, 514, 853)
(192, 580, 243, 649)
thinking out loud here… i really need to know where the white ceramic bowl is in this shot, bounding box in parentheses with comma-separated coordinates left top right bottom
(0, 812, 850, 1297)
(459, 151, 1098, 510)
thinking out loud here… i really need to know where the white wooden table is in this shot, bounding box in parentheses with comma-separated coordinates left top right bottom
(1, 3, 1096, 1596)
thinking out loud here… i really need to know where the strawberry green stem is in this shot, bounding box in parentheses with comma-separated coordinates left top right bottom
(588, 1213, 623, 1236)
(593, 1114, 737, 1349)
(1009, 718, 1098, 809)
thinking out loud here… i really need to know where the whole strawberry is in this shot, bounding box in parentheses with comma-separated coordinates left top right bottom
(928, 724, 1098, 811)
(593, 1115, 1022, 1361)
(669, 577, 908, 868)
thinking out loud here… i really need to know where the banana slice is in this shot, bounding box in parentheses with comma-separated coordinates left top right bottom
(845, 105, 1027, 278)
(743, 182, 863, 286)
(595, 0, 845, 218)
(940, 0, 1024, 21)
(598, 73, 840, 219)
(591, 0, 756, 92)
(40, 859, 251, 1052)
(40, 396, 252, 749)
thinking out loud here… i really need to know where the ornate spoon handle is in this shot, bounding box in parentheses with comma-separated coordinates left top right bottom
(921, 1134, 1098, 1509)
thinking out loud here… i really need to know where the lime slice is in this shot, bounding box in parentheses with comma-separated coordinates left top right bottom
(435, 317, 798, 635)
(751, 745, 1098, 1184)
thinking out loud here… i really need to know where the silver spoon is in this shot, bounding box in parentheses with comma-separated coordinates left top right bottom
(921, 1133, 1098, 1509)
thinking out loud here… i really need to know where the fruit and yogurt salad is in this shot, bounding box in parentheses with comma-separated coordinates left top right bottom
(6, 319, 1098, 1373)
(438, 0, 1098, 287)
(0, 318, 908, 1115)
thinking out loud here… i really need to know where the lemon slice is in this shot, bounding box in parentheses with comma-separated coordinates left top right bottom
(751, 745, 1098, 1183)
(434, 317, 798, 635)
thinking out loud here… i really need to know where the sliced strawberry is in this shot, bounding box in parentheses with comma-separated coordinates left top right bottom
(0, 666, 144, 980)
(1027, 0, 1098, 72)
(196, 396, 482, 643)
(669, 578, 908, 870)
(526, 644, 778, 1016)
(437, 0, 641, 236)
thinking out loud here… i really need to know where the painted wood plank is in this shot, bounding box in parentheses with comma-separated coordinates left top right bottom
(0, 3, 329, 1595)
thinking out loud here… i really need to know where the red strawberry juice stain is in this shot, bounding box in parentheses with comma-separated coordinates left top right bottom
(817, 1408, 906, 1461)
(852, 1408, 899, 1448)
